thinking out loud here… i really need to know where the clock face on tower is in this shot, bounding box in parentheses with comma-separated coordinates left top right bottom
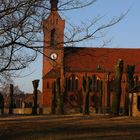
(50, 52, 57, 60)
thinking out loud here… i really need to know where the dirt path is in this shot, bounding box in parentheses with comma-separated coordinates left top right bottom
(0, 114, 140, 140)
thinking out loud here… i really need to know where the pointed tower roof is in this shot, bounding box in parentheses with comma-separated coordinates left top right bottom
(50, 0, 58, 11)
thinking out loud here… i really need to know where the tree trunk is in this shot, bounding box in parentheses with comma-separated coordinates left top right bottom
(125, 65, 135, 115)
(98, 80, 103, 113)
(62, 77, 68, 103)
(111, 59, 123, 116)
(51, 81, 57, 114)
(0, 93, 4, 115)
(82, 76, 91, 115)
(56, 78, 64, 114)
(9, 84, 14, 114)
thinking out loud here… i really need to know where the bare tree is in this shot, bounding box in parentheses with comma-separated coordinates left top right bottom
(0, 0, 42, 83)
(0, 0, 97, 80)
(64, 13, 126, 47)
(0, 0, 126, 82)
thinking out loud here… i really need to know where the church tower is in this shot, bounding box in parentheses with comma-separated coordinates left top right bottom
(42, 0, 65, 107)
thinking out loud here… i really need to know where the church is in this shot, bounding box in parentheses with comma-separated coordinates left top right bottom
(42, 0, 140, 111)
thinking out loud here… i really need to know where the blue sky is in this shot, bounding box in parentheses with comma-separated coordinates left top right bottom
(14, 0, 140, 93)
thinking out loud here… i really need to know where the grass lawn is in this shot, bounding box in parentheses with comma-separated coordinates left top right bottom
(0, 114, 140, 140)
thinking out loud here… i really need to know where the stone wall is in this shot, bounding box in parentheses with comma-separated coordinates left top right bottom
(129, 93, 140, 117)
(3, 108, 51, 115)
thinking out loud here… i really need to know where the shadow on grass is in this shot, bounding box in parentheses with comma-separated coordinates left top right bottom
(0, 114, 140, 140)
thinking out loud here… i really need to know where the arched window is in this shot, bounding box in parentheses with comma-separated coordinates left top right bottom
(50, 29, 56, 47)
(92, 75, 102, 92)
(67, 75, 79, 92)
(75, 77, 78, 90)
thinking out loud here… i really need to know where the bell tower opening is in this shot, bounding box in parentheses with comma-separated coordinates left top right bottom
(50, 28, 56, 47)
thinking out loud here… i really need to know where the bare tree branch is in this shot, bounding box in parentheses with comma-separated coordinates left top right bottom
(0, 0, 126, 83)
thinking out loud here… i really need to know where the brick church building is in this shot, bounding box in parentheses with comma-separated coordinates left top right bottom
(42, 0, 140, 111)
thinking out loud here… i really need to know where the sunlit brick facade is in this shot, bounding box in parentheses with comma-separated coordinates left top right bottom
(42, 0, 140, 111)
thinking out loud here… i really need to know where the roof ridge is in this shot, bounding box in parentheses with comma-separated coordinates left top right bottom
(64, 47, 140, 50)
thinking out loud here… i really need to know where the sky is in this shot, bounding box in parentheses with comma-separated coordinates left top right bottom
(14, 0, 140, 93)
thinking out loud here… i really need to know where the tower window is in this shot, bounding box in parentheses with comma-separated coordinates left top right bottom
(47, 82, 50, 89)
(50, 29, 56, 47)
